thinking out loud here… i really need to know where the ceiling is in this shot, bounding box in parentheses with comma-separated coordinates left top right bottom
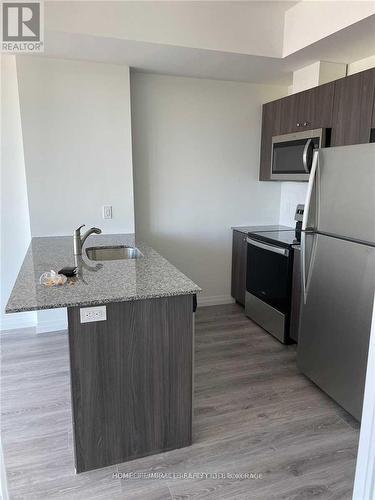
(38, 2, 375, 86)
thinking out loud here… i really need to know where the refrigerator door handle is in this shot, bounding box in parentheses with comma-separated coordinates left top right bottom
(301, 231, 319, 305)
(301, 232, 308, 304)
(302, 150, 319, 231)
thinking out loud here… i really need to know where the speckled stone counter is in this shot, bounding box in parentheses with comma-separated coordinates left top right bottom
(6, 233, 201, 313)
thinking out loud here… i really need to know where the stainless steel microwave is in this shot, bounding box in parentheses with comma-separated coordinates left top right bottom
(270, 128, 327, 181)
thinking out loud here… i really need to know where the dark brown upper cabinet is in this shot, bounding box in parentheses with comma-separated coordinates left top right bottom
(259, 82, 334, 180)
(279, 82, 335, 134)
(259, 99, 282, 181)
(259, 68, 375, 181)
(300, 82, 335, 130)
(331, 68, 375, 146)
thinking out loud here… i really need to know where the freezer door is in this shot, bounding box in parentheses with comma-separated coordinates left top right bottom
(298, 232, 375, 420)
(309, 143, 375, 243)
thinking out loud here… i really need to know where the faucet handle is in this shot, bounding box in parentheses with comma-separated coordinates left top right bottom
(75, 224, 85, 235)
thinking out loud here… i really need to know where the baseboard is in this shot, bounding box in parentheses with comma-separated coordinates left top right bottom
(197, 295, 235, 307)
(36, 319, 68, 333)
(1, 314, 68, 333)
(0, 311, 37, 331)
(35, 309, 68, 333)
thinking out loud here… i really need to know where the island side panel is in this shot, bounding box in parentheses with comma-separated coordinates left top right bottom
(67, 295, 193, 473)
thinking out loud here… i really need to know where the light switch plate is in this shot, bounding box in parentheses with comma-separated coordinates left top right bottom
(80, 306, 107, 323)
(103, 205, 112, 219)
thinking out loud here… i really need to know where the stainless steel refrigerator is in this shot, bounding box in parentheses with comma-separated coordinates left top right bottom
(297, 143, 375, 421)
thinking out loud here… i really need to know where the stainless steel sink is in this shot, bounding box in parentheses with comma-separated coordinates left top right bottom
(85, 245, 143, 261)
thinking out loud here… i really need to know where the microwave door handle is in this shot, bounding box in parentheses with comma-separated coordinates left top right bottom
(302, 138, 312, 173)
(302, 150, 319, 231)
(246, 238, 289, 257)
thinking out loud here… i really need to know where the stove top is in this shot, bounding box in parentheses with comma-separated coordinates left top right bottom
(247, 229, 301, 248)
(248, 225, 294, 233)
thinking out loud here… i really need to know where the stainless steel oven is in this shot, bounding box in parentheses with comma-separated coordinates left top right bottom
(270, 128, 327, 181)
(245, 235, 294, 343)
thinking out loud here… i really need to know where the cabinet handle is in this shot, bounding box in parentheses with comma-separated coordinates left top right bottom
(303, 121, 310, 127)
(296, 123, 301, 127)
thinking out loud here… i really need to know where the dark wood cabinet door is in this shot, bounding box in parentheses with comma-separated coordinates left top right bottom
(231, 230, 247, 305)
(259, 99, 281, 180)
(302, 82, 335, 130)
(331, 68, 375, 146)
(68, 295, 193, 472)
(279, 82, 334, 133)
(279, 93, 301, 134)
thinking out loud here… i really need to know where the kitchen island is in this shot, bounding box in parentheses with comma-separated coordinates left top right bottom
(6, 234, 201, 472)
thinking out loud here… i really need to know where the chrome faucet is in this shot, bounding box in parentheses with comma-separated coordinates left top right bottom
(73, 224, 102, 255)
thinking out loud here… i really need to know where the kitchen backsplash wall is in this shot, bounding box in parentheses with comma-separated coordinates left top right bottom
(279, 182, 308, 227)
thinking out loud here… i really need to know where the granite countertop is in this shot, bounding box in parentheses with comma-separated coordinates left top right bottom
(6, 234, 201, 313)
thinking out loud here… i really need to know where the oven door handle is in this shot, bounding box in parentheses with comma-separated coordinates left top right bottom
(246, 238, 289, 257)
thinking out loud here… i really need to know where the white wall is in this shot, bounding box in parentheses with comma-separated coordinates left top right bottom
(16, 56, 135, 237)
(283, 1, 375, 56)
(348, 54, 375, 75)
(0, 55, 36, 331)
(46, 1, 289, 58)
(292, 61, 346, 94)
(279, 182, 308, 227)
(12, 56, 135, 332)
(131, 72, 286, 305)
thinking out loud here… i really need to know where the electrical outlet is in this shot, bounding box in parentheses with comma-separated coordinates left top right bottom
(103, 205, 112, 219)
(80, 306, 107, 323)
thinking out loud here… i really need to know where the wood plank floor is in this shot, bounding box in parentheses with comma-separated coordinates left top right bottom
(1, 304, 359, 499)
